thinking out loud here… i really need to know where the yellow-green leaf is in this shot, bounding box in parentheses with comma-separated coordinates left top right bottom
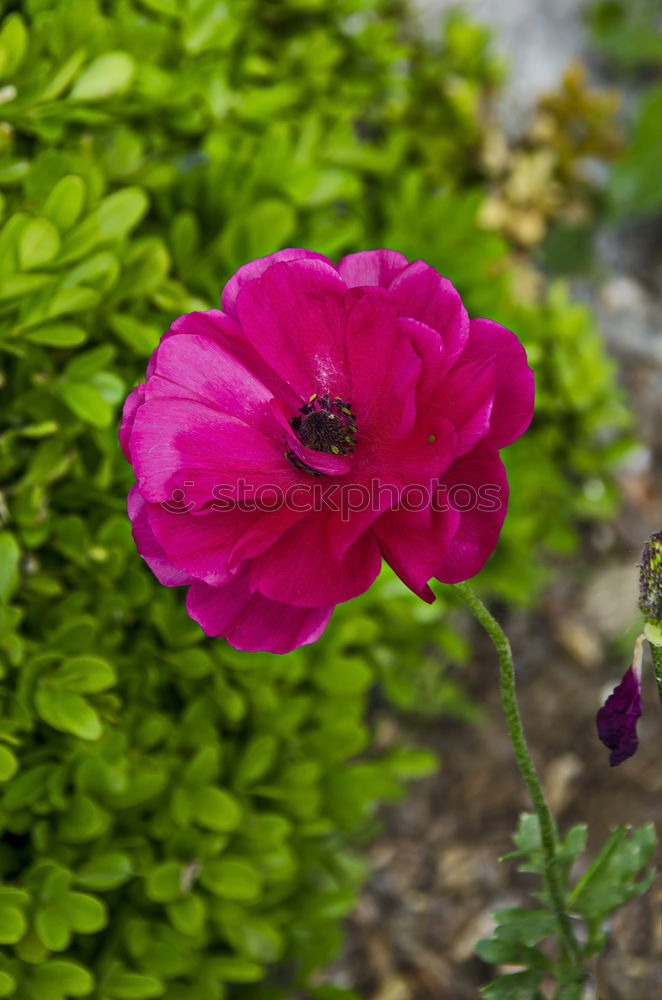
(19, 218, 61, 269)
(71, 52, 136, 101)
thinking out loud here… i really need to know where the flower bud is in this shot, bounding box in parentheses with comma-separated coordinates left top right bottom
(639, 530, 662, 624)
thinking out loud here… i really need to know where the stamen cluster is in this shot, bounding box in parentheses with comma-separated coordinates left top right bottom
(287, 392, 356, 475)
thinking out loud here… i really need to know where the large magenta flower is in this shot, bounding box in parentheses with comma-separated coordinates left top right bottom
(120, 249, 534, 653)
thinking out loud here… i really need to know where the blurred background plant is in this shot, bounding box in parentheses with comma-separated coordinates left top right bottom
(0, 1, 653, 998)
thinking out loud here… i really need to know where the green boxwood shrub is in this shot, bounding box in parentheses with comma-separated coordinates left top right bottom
(0, 1, 631, 997)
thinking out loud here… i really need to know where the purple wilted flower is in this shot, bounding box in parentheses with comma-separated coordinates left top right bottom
(596, 635, 644, 766)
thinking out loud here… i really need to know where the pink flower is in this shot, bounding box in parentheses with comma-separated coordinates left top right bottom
(120, 249, 534, 654)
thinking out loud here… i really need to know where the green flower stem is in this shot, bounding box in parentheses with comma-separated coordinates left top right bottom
(454, 582, 584, 983)
(649, 641, 662, 708)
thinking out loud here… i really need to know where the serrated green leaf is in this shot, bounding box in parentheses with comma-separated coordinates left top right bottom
(475, 936, 549, 968)
(569, 823, 656, 918)
(480, 969, 543, 999)
(491, 908, 557, 947)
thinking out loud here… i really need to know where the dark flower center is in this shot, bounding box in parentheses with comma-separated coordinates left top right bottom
(287, 393, 356, 475)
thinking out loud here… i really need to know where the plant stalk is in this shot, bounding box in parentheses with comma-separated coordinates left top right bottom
(454, 582, 584, 982)
(649, 641, 662, 707)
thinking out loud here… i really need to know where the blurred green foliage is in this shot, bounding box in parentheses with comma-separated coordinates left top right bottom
(589, 0, 662, 216)
(0, 0, 634, 996)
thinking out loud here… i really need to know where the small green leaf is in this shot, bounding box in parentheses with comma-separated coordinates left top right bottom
(70, 52, 136, 101)
(166, 894, 206, 936)
(200, 857, 262, 901)
(35, 684, 103, 741)
(145, 862, 182, 903)
(94, 188, 148, 241)
(43, 176, 87, 233)
(234, 735, 277, 787)
(0, 14, 28, 77)
(0, 531, 20, 601)
(0, 744, 18, 782)
(25, 323, 88, 347)
(58, 795, 109, 843)
(60, 382, 113, 429)
(109, 314, 160, 355)
(32, 961, 93, 997)
(63, 892, 106, 934)
(191, 786, 242, 832)
(104, 970, 164, 999)
(0, 903, 27, 944)
(0, 970, 16, 998)
(57, 656, 117, 693)
(19, 219, 61, 269)
(41, 49, 87, 102)
(208, 956, 263, 983)
(76, 853, 133, 891)
(35, 904, 71, 951)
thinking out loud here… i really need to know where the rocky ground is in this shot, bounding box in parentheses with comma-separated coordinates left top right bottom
(324, 3, 662, 998)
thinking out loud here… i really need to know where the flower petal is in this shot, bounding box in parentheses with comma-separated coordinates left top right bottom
(146, 500, 305, 586)
(344, 286, 420, 440)
(427, 355, 495, 457)
(388, 261, 469, 373)
(597, 638, 644, 766)
(249, 513, 382, 607)
(434, 442, 509, 584)
(336, 249, 409, 288)
(187, 572, 333, 654)
(221, 249, 333, 320)
(148, 330, 274, 430)
(130, 396, 296, 508)
(127, 485, 194, 587)
(119, 383, 145, 461)
(460, 318, 535, 448)
(235, 258, 349, 400)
